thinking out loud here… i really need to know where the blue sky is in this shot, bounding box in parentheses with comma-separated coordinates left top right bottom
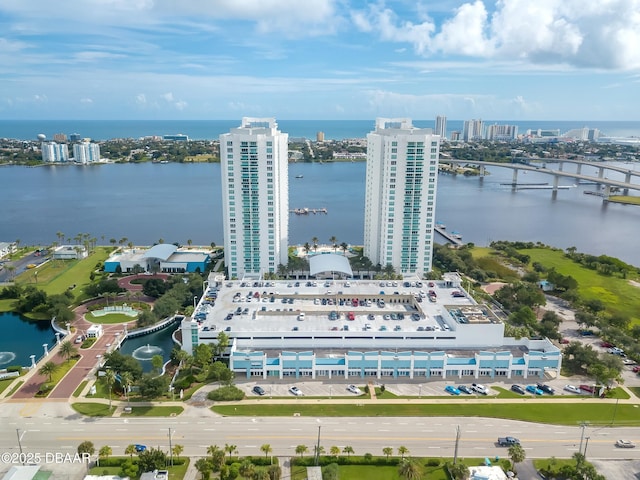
(1, 0, 639, 120)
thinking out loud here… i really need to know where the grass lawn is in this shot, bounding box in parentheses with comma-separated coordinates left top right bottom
(86, 312, 138, 324)
(7, 381, 24, 397)
(72, 402, 116, 416)
(0, 377, 18, 395)
(14, 247, 113, 298)
(90, 457, 189, 480)
(519, 248, 640, 325)
(37, 358, 78, 397)
(213, 402, 640, 425)
(73, 380, 88, 397)
(629, 387, 640, 399)
(125, 406, 184, 417)
(0, 299, 16, 312)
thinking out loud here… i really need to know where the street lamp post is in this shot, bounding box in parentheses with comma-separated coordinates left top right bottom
(193, 296, 197, 309)
(16, 429, 24, 465)
(583, 437, 591, 461)
(168, 428, 174, 466)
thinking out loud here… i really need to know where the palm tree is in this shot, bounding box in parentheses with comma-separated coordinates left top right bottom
(239, 461, 255, 479)
(125, 444, 136, 458)
(99, 445, 112, 460)
(329, 236, 337, 252)
(342, 446, 354, 457)
(508, 443, 526, 470)
(398, 459, 422, 480)
(267, 464, 282, 480)
(224, 443, 237, 459)
(120, 371, 133, 403)
(260, 443, 272, 459)
(398, 445, 409, 460)
(187, 239, 193, 247)
(194, 458, 212, 480)
(207, 444, 220, 460)
(295, 445, 308, 457)
(382, 447, 393, 459)
(329, 446, 340, 458)
(254, 471, 270, 480)
(38, 361, 58, 382)
(58, 341, 77, 363)
(104, 369, 116, 409)
(312, 237, 319, 252)
(303, 242, 311, 256)
(340, 242, 349, 256)
(172, 444, 184, 461)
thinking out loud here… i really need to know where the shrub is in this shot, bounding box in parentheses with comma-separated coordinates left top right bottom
(207, 385, 244, 401)
(380, 384, 386, 392)
(364, 453, 373, 462)
(7, 366, 22, 373)
(426, 458, 440, 467)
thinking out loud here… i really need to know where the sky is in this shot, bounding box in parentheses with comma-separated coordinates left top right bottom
(1, 0, 639, 121)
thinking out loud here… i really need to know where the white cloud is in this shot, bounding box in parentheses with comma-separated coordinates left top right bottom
(161, 92, 174, 102)
(175, 101, 187, 110)
(353, 0, 640, 70)
(80, 98, 93, 104)
(135, 94, 147, 105)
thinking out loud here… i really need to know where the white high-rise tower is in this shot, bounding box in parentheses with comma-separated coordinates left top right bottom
(220, 118, 289, 279)
(435, 115, 447, 139)
(364, 118, 440, 277)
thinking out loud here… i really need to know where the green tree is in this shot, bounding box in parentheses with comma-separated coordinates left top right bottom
(382, 447, 393, 459)
(120, 458, 139, 478)
(120, 371, 133, 403)
(448, 461, 470, 480)
(397, 445, 409, 460)
(104, 369, 116, 408)
(342, 446, 354, 457)
(254, 471, 269, 480)
(329, 446, 340, 457)
(508, 443, 526, 470)
(137, 448, 167, 473)
(99, 445, 112, 460)
(295, 445, 308, 457)
(260, 443, 272, 459)
(58, 341, 77, 363)
(77, 441, 95, 456)
(124, 444, 136, 458)
(238, 461, 255, 479)
(151, 354, 164, 373)
(267, 464, 282, 480)
(138, 373, 169, 399)
(329, 236, 337, 252)
(398, 459, 422, 480)
(194, 458, 212, 480)
(38, 361, 58, 382)
(312, 237, 319, 252)
(172, 444, 184, 461)
(224, 443, 237, 458)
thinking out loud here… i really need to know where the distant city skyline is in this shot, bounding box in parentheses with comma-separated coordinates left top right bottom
(1, 1, 639, 121)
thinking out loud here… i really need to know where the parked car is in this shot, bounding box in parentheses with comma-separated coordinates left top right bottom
(600, 341, 614, 348)
(348, 312, 355, 321)
(564, 385, 581, 394)
(615, 439, 636, 448)
(445, 385, 461, 395)
(458, 385, 473, 394)
(347, 384, 362, 395)
(471, 383, 488, 395)
(289, 386, 303, 396)
(537, 383, 555, 395)
(252, 386, 266, 396)
(510, 384, 525, 395)
(580, 384, 596, 393)
(526, 385, 544, 395)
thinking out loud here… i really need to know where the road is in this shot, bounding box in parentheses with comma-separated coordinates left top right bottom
(0, 406, 637, 461)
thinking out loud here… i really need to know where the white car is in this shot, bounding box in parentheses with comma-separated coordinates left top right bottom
(615, 439, 636, 448)
(289, 386, 303, 396)
(471, 383, 488, 395)
(347, 384, 361, 395)
(564, 385, 581, 394)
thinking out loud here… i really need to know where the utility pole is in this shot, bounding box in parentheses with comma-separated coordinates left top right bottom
(453, 425, 461, 464)
(16, 429, 24, 465)
(584, 437, 591, 461)
(315, 426, 321, 466)
(578, 422, 588, 455)
(168, 428, 174, 466)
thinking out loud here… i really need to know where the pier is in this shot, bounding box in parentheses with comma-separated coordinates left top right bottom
(290, 207, 328, 215)
(434, 226, 463, 246)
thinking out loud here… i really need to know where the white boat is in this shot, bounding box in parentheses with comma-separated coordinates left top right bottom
(436, 221, 446, 229)
(451, 231, 463, 239)
(295, 174, 304, 178)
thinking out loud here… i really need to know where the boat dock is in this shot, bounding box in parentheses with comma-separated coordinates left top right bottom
(290, 207, 328, 215)
(434, 226, 463, 246)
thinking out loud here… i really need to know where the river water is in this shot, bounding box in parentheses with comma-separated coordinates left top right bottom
(2, 161, 640, 265)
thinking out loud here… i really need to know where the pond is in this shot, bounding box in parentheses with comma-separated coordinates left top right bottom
(118, 323, 179, 373)
(0, 312, 57, 368)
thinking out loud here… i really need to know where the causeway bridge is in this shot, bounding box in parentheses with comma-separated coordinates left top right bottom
(441, 159, 640, 197)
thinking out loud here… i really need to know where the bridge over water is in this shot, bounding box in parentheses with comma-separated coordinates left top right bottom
(441, 159, 640, 197)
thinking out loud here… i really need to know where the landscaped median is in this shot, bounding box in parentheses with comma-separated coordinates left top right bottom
(212, 401, 640, 425)
(71, 402, 183, 417)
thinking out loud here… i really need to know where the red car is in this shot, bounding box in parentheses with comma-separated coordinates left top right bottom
(347, 312, 355, 321)
(579, 384, 595, 393)
(632, 366, 640, 373)
(600, 341, 614, 348)
(560, 338, 570, 344)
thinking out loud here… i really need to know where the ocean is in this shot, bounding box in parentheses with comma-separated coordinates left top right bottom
(1, 120, 639, 141)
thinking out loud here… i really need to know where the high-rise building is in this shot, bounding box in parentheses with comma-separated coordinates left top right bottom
(69, 133, 81, 142)
(364, 118, 440, 277)
(220, 118, 289, 279)
(41, 142, 69, 163)
(435, 115, 447, 139)
(462, 119, 484, 141)
(316, 131, 325, 142)
(486, 124, 518, 141)
(73, 142, 101, 164)
(53, 133, 67, 143)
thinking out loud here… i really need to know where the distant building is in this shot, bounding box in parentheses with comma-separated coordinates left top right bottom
(435, 115, 447, 139)
(486, 124, 518, 141)
(69, 133, 81, 141)
(104, 244, 210, 273)
(316, 131, 325, 142)
(364, 118, 439, 277)
(41, 142, 69, 162)
(463, 119, 484, 141)
(0, 242, 17, 258)
(220, 118, 289, 279)
(450, 131, 461, 141)
(53, 245, 88, 260)
(73, 141, 101, 164)
(53, 133, 67, 143)
(162, 134, 189, 141)
(563, 127, 601, 141)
